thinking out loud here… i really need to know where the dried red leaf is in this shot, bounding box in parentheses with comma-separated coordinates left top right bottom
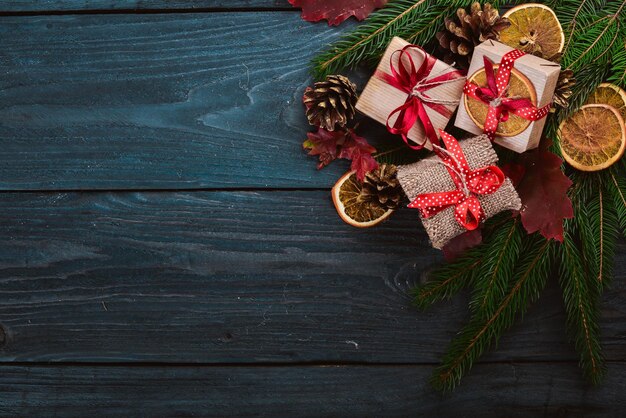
(501, 162, 526, 187)
(289, 0, 389, 26)
(303, 128, 344, 169)
(303, 128, 378, 181)
(442, 229, 483, 261)
(339, 130, 378, 181)
(513, 140, 574, 241)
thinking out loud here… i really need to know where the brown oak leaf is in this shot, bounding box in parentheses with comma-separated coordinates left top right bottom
(288, 0, 389, 26)
(505, 140, 574, 242)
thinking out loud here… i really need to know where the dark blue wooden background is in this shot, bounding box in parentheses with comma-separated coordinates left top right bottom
(0, 1, 625, 416)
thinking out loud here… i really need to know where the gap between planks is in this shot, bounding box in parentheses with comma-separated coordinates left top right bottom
(2, 359, 623, 369)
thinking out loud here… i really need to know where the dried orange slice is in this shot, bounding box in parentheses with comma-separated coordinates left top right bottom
(585, 82, 626, 121)
(500, 3, 564, 59)
(332, 171, 394, 228)
(464, 65, 537, 137)
(558, 104, 626, 171)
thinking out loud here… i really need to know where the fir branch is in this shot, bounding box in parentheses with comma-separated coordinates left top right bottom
(311, 0, 513, 79)
(608, 40, 626, 89)
(312, 0, 431, 79)
(412, 257, 481, 310)
(432, 236, 552, 392)
(589, 184, 619, 288)
(559, 0, 605, 54)
(412, 212, 514, 310)
(559, 219, 606, 384)
(563, 0, 626, 70)
(405, 3, 455, 47)
(571, 172, 620, 290)
(470, 219, 522, 315)
(607, 165, 626, 234)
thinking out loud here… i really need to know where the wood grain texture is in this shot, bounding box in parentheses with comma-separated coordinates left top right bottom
(1, 363, 625, 416)
(0, 13, 393, 191)
(0, 190, 624, 363)
(0, 0, 291, 12)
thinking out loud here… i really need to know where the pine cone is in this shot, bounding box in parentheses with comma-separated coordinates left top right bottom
(303, 75, 358, 131)
(551, 69, 575, 112)
(436, 2, 510, 69)
(360, 164, 404, 211)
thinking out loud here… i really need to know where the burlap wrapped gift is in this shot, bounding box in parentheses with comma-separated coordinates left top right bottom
(397, 134, 521, 249)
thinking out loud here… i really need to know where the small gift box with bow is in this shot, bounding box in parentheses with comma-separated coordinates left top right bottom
(397, 131, 521, 249)
(455, 40, 560, 153)
(356, 37, 466, 150)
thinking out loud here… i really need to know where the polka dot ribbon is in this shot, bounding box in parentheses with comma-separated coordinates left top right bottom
(408, 131, 506, 231)
(375, 45, 466, 150)
(463, 50, 552, 141)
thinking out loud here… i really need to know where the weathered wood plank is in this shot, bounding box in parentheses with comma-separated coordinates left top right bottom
(1, 363, 625, 416)
(1, 0, 291, 12)
(0, 13, 386, 191)
(0, 191, 624, 363)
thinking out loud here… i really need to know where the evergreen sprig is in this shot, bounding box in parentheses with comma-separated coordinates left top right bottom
(608, 40, 626, 88)
(589, 180, 620, 289)
(606, 163, 626, 234)
(469, 219, 522, 315)
(412, 213, 514, 309)
(432, 236, 552, 391)
(559, 219, 606, 383)
(312, 0, 521, 80)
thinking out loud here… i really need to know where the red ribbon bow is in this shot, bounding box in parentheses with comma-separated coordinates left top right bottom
(375, 45, 465, 149)
(408, 131, 505, 230)
(463, 49, 551, 141)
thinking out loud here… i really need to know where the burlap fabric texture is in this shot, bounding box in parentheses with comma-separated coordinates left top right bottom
(397, 134, 522, 249)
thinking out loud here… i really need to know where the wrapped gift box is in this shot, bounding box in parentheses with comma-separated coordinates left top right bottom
(397, 133, 521, 249)
(356, 37, 466, 149)
(455, 40, 561, 153)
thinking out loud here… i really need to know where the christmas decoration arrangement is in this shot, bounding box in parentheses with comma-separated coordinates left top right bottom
(293, 0, 626, 391)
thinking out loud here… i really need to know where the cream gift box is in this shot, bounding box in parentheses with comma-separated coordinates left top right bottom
(356, 37, 466, 149)
(455, 40, 561, 153)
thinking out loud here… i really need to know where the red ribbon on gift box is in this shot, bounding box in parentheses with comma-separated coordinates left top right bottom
(463, 49, 551, 141)
(375, 45, 465, 150)
(408, 131, 505, 231)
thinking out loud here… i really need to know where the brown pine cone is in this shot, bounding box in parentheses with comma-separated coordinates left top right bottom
(436, 2, 510, 69)
(551, 69, 576, 112)
(303, 75, 358, 131)
(360, 164, 404, 211)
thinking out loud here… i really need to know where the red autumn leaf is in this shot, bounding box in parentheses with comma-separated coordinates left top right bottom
(513, 140, 574, 241)
(303, 128, 378, 181)
(339, 130, 378, 181)
(303, 128, 344, 169)
(288, 0, 389, 26)
(442, 229, 483, 261)
(501, 162, 526, 187)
